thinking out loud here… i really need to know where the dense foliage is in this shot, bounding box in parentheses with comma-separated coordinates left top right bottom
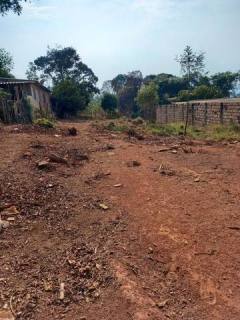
(101, 93, 118, 113)
(136, 82, 159, 119)
(27, 46, 99, 118)
(52, 79, 90, 118)
(0, 48, 14, 77)
(0, 0, 27, 15)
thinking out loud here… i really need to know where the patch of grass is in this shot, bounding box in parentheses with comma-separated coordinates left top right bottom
(147, 122, 185, 136)
(147, 122, 240, 141)
(100, 117, 240, 141)
(34, 118, 55, 129)
(204, 124, 240, 141)
(105, 121, 129, 132)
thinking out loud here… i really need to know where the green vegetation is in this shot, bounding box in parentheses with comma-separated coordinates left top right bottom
(27, 46, 99, 118)
(101, 93, 118, 115)
(136, 82, 159, 119)
(34, 118, 55, 128)
(147, 122, 240, 141)
(52, 79, 88, 118)
(0, 48, 14, 77)
(83, 96, 104, 119)
(99, 118, 240, 142)
(0, 0, 27, 15)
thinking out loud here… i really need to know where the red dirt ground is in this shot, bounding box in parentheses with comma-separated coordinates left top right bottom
(0, 121, 239, 320)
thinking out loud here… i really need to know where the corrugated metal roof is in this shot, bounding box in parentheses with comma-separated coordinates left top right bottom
(0, 78, 50, 92)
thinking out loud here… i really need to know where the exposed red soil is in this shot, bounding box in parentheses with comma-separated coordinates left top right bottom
(0, 121, 239, 320)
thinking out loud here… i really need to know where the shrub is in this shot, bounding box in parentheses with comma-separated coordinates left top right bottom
(34, 118, 55, 128)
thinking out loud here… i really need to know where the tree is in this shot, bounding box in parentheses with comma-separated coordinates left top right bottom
(0, 0, 27, 15)
(112, 71, 143, 117)
(111, 74, 128, 95)
(192, 85, 222, 100)
(101, 93, 118, 113)
(26, 62, 41, 82)
(136, 82, 159, 120)
(101, 80, 114, 94)
(211, 72, 239, 97)
(176, 46, 205, 87)
(26, 46, 98, 87)
(27, 46, 99, 117)
(52, 80, 87, 118)
(0, 48, 14, 77)
(176, 46, 205, 134)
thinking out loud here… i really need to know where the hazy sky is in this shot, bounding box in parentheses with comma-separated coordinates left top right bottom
(0, 0, 239, 85)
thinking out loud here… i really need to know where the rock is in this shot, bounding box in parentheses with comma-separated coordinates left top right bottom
(7, 217, 15, 222)
(156, 299, 169, 309)
(194, 177, 200, 182)
(68, 127, 77, 136)
(48, 153, 68, 165)
(0, 309, 14, 320)
(171, 150, 178, 154)
(114, 184, 122, 188)
(158, 147, 170, 152)
(99, 204, 109, 210)
(37, 160, 50, 169)
(1, 206, 19, 215)
(106, 144, 115, 150)
(127, 160, 141, 167)
(148, 247, 154, 254)
(0, 220, 10, 233)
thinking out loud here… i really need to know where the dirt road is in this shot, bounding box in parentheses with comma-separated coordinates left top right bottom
(0, 121, 239, 319)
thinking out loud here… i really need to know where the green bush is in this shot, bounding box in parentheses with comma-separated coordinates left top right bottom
(34, 118, 55, 128)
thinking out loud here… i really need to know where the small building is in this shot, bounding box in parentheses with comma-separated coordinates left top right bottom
(0, 78, 52, 123)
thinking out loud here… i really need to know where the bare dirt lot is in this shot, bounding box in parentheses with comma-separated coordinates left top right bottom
(0, 121, 239, 320)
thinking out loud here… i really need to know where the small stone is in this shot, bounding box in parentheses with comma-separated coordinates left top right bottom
(7, 217, 15, 222)
(0, 221, 10, 229)
(68, 127, 77, 136)
(37, 160, 50, 169)
(148, 247, 154, 254)
(1, 206, 19, 215)
(156, 299, 169, 309)
(99, 204, 109, 210)
(194, 177, 200, 182)
(114, 184, 122, 188)
(127, 160, 141, 167)
(171, 150, 178, 154)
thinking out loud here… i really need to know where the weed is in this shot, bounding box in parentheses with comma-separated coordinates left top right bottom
(34, 118, 55, 128)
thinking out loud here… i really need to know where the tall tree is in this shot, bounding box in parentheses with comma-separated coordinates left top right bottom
(0, 48, 14, 77)
(176, 46, 205, 134)
(27, 46, 99, 117)
(112, 71, 143, 116)
(27, 46, 98, 87)
(0, 0, 27, 15)
(176, 45, 205, 87)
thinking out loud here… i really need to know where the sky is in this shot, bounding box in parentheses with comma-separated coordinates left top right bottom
(0, 0, 239, 85)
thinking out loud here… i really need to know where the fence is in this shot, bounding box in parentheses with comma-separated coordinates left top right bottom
(156, 98, 240, 126)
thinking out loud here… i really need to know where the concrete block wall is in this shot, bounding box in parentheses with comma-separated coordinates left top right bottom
(156, 99, 240, 126)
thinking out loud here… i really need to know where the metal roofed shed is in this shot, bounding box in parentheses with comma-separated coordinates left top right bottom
(0, 77, 52, 123)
